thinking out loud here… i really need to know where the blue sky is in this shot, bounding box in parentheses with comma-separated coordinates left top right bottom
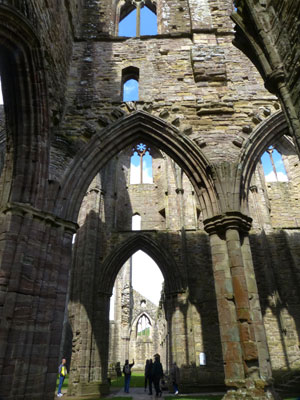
(261, 148, 288, 181)
(119, 6, 157, 37)
(123, 79, 139, 101)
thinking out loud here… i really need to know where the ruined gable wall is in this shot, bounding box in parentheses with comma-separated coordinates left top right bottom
(51, 0, 281, 181)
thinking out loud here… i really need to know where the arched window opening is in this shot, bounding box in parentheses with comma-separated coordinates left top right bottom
(122, 66, 139, 102)
(130, 143, 153, 184)
(261, 146, 288, 182)
(118, 0, 157, 37)
(137, 314, 151, 336)
(123, 79, 139, 101)
(132, 214, 141, 230)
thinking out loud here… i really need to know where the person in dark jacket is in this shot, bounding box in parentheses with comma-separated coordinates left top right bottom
(144, 359, 149, 392)
(148, 359, 153, 395)
(144, 359, 153, 394)
(152, 354, 163, 397)
(123, 359, 134, 393)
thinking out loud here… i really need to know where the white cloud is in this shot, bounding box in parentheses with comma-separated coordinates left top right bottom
(265, 171, 288, 182)
(130, 163, 140, 184)
(143, 164, 153, 183)
(130, 162, 153, 184)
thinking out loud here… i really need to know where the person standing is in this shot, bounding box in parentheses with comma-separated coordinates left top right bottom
(170, 362, 180, 395)
(144, 359, 150, 392)
(57, 358, 67, 397)
(123, 359, 135, 393)
(148, 359, 153, 395)
(152, 354, 163, 397)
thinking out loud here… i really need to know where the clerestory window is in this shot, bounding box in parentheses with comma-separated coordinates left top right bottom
(261, 146, 288, 182)
(132, 214, 141, 230)
(118, 0, 157, 37)
(130, 143, 153, 184)
(122, 66, 139, 101)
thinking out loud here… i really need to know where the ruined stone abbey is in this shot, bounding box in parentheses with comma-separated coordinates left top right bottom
(0, 0, 300, 399)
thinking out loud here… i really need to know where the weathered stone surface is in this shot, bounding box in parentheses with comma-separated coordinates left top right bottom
(0, 0, 300, 399)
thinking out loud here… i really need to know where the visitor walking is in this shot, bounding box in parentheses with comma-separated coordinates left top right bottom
(170, 361, 180, 395)
(123, 359, 135, 393)
(152, 354, 163, 397)
(57, 358, 67, 397)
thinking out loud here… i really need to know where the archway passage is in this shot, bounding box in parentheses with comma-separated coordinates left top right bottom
(108, 250, 167, 375)
(65, 134, 224, 397)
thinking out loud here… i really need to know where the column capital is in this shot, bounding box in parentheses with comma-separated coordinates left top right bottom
(204, 211, 252, 235)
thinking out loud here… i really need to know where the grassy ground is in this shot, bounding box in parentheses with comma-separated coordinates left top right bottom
(55, 375, 299, 400)
(165, 397, 299, 400)
(165, 397, 223, 400)
(110, 372, 144, 388)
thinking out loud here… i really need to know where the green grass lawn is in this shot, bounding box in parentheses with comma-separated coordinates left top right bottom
(165, 397, 223, 400)
(110, 372, 144, 388)
(110, 398, 132, 400)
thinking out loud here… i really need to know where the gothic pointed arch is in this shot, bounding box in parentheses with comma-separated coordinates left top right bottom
(56, 110, 219, 223)
(0, 4, 49, 207)
(99, 233, 184, 296)
(238, 111, 290, 213)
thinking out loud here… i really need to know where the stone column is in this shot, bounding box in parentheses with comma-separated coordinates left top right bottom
(240, 235, 273, 381)
(204, 212, 278, 399)
(0, 204, 76, 400)
(68, 183, 110, 397)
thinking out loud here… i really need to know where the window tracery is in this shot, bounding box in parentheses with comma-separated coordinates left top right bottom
(130, 143, 153, 184)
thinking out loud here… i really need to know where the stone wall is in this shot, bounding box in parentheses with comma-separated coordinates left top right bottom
(0, 0, 300, 399)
